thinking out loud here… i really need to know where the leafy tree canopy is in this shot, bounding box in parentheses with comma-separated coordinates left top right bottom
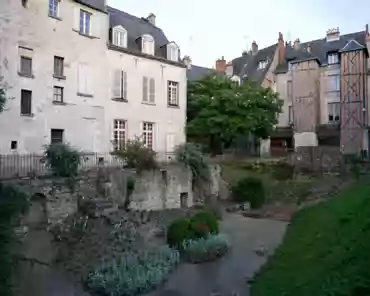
(187, 74, 283, 152)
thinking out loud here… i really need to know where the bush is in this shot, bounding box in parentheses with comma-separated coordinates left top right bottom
(112, 137, 157, 172)
(0, 184, 29, 296)
(190, 210, 219, 236)
(182, 234, 229, 263)
(86, 246, 180, 296)
(232, 176, 265, 209)
(270, 163, 294, 180)
(167, 219, 195, 248)
(43, 143, 81, 178)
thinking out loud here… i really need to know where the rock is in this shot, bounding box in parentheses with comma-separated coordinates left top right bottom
(255, 245, 268, 257)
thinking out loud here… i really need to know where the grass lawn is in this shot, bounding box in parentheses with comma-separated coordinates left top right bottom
(250, 181, 370, 296)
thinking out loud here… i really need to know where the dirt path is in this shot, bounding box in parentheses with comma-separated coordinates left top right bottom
(146, 212, 288, 296)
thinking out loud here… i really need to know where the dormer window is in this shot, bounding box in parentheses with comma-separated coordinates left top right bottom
(112, 26, 127, 48)
(142, 34, 155, 55)
(258, 60, 268, 69)
(288, 61, 294, 71)
(49, 0, 59, 18)
(328, 52, 339, 65)
(167, 43, 178, 62)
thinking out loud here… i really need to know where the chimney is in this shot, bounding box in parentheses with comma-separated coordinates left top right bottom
(278, 32, 285, 65)
(251, 41, 258, 55)
(147, 13, 156, 26)
(242, 50, 248, 56)
(326, 27, 340, 42)
(294, 38, 300, 50)
(307, 43, 311, 53)
(215, 56, 226, 73)
(182, 55, 192, 69)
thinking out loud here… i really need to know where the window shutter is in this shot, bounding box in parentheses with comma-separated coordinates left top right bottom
(85, 64, 92, 95)
(73, 7, 80, 31)
(78, 63, 85, 93)
(91, 14, 99, 38)
(149, 78, 155, 102)
(112, 70, 122, 98)
(123, 71, 127, 99)
(143, 76, 148, 101)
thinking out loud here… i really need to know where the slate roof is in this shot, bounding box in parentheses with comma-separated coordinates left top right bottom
(275, 30, 367, 73)
(107, 6, 170, 59)
(187, 65, 216, 81)
(231, 44, 278, 85)
(75, 0, 106, 12)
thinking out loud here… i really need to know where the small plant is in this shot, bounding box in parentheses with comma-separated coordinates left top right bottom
(232, 176, 265, 209)
(112, 137, 157, 172)
(175, 143, 209, 181)
(86, 246, 180, 296)
(167, 218, 195, 247)
(190, 210, 219, 236)
(182, 234, 229, 263)
(43, 143, 81, 178)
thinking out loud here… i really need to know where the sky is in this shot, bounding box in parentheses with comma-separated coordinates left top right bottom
(108, 0, 370, 68)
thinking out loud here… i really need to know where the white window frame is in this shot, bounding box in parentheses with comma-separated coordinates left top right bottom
(328, 53, 339, 65)
(168, 81, 179, 106)
(328, 102, 340, 123)
(143, 76, 155, 103)
(327, 74, 340, 92)
(142, 122, 154, 150)
(80, 10, 91, 36)
(49, 0, 59, 18)
(258, 60, 268, 70)
(142, 34, 155, 55)
(288, 105, 293, 124)
(167, 44, 178, 61)
(53, 86, 63, 103)
(112, 26, 127, 48)
(113, 119, 126, 150)
(112, 70, 127, 100)
(288, 61, 294, 71)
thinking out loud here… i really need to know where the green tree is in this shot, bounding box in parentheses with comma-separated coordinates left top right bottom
(0, 76, 9, 113)
(187, 75, 283, 154)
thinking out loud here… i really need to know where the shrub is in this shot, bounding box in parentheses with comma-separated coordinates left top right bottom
(232, 176, 265, 209)
(182, 234, 229, 263)
(167, 218, 195, 247)
(112, 137, 157, 172)
(270, 163, 294, 180)
(190, 210, 219, 236)
(43, 143, 81, 178)
(86, 246, 180, 296)
(175, 143, 209, 181)
(0, 184, 29, 296)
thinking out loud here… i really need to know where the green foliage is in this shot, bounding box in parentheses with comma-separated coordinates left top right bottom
(112, 137, 157, 172)
(0, 184, 29, 296)
(343, 153, 363, 179)
(187, 74, 283, 153)
(182, 234, 229, 263)
(86, 246, 180, 296)
(167, 218, 195, 247)
(251, 182, 370, 296)
(190, 211, 219, 235)
(43, 143, 81, 178)
(0, 87, 6, 114)
(175, 143, 209, 181)
(232, 176, 265, 208)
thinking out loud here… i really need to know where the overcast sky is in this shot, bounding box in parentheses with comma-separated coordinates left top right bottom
(108, 0, 370, 68)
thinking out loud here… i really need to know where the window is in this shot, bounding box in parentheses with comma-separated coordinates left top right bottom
(167, 44, 178, 61)
(80, 10, 91, 35)
(142, 76, 155, 103)
(328, 102, 340, 123)
(288, 61, 294, 71)
(258, 60, 268, 69)
(328, 53, 339, 65)
(142, 35, 155, 55)
(49, 0, 59, 18)
(287, 81, 292, 100)
(142, 122, 154, 150)
(20, 90, 32, 115)
(11, 141, 18, 150)
(51, 129, 64, 144)
(112, 70, 127, 100)
(54, 56, 64, 77)
(327, 74, 340, 92)
(288, 105, 293, 124)
(167, 81, 179, 106)
(112, 26, 127, 48)
(20, 56, 32, 76)
(77, 63, 92, 95)
(53, 86, 63, 102)
(113, 119, 126, 150)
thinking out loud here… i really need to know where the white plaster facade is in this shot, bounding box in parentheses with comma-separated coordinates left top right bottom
(0, 0, 187, 155)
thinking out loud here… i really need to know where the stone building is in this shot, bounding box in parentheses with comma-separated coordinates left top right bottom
(223, 27, 370, 156)
(0, 0, 187, 157)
